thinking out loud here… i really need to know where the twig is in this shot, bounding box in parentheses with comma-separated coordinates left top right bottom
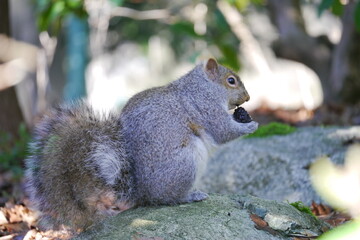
(217, 0, 271, 75)
(111, 7, 170, 20)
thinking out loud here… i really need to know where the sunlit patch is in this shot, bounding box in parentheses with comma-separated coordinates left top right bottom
(130, 218, 157, 228)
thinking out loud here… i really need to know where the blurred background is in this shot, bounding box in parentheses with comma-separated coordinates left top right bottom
(2, 0, 360, 128)
(0, 1, 360, 238)
(2, 0, 360, 133)
(1, 0, 360, 207)
(0, 0, 360, 201)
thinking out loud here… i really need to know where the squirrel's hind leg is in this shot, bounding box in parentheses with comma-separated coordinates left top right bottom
(86, 190, 135, 217)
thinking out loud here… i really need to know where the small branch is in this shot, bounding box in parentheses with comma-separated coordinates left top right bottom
(217, 0, 271, 75)
(111, 7, 170, 20)
(0, 34, 38, 71)
(0, 34, 38, 90)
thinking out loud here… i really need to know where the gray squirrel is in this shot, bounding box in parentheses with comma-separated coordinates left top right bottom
(25, 58, 258, 232)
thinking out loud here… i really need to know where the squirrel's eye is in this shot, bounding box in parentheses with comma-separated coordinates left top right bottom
(227, 76, 236, 86)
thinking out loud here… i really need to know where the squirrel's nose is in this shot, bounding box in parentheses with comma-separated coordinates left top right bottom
(244, 92, 250, 102)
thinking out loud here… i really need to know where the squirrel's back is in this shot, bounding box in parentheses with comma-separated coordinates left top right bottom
(25, 102, 134, 231)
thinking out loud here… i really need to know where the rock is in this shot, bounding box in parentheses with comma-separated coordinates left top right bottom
(241, 59, 324, 111)
(197, 126, 360, 205)
(74, 194, 329, 240)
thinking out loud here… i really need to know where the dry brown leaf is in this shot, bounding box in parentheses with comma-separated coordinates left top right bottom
(311, 201, 332, 216)
(318, 212, 352, 227)
(249, 213, 280, 236)
(249, 213, 268, 228)
(311, 201, 352, 227)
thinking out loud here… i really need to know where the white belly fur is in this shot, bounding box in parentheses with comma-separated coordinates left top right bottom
(192, 132, 218, 188)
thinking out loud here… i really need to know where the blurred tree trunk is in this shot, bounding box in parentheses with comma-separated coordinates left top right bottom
(328, 3, 357, 103)
(341, 31, 360, 104)
(266, 0, 360, 105)
(0, 0, 24, 136)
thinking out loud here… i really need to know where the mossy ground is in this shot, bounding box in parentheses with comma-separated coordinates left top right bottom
(246, 122, 296, 138)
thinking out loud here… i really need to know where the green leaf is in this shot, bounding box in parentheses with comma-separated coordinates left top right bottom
(235, 0, 250, 11)
(217, 44, 240, 71)
(171, 21, 201, 38)
(66, 0, 83, 9)
(226, 0, 252, 11)
(36, 0, 88, 35)
(37, 3, 53, 32)
(318, 0, 335, 17)
(49, 1, 66, 21)
(37, 0, 66, 33)
(355, 2, 360, 32)
(227, 0, 265, 8)
(250, 0, 265, 5)
(331, 0, 343, 16)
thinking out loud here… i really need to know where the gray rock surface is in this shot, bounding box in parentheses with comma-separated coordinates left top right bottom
(75, 194, 329, 240)
(198, 126, 360, 205)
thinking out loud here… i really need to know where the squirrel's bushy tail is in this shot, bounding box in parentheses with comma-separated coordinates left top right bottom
(25, 101, 133, 231)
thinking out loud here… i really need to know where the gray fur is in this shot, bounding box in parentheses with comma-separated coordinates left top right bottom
(25, 59, 258, 232)
(25, 101, 133, 231)
(120, 60, 258, 206)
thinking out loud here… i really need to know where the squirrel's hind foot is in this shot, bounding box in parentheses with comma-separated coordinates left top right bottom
(182, 190, 208, 203)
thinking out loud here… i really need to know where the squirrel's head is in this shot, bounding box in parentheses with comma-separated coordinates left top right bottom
(204, 58, 250, 110)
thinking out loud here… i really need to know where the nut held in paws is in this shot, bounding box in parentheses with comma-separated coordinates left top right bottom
(233, 107, 252, 123)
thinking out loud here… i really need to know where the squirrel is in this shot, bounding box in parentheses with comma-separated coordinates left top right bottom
(25, 58, 258, 232)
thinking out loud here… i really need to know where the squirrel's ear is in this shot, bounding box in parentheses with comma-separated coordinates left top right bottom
(204, 58, 219, 80)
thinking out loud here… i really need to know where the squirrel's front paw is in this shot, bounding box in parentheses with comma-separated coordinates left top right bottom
(239, 121, 258, 135)
(183, 190, 208, 203)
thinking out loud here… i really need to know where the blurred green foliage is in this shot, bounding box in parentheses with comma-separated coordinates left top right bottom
(318, 0, 360, 32)
(318, 0, 343, 16)
(36, 0, 88, 35)
(0, 124, 30, 178)
(227, 0, 264, 11)
(35, 0, 360, 70)
(319, 220, 360, 239)
(356, 3, 360, 32)
(34, 0, 268, 71)
(246, 122, 297, 138)
(107, 0, 245, 70)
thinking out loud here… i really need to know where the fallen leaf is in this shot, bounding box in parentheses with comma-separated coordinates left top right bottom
(249, 214, 280, 236)
(250, 214, 268, 228)
(311, 201, 332, 216)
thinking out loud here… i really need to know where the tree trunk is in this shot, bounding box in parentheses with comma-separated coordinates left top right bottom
(328, 2, 356, 103)
(340, 31, 360, 104)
